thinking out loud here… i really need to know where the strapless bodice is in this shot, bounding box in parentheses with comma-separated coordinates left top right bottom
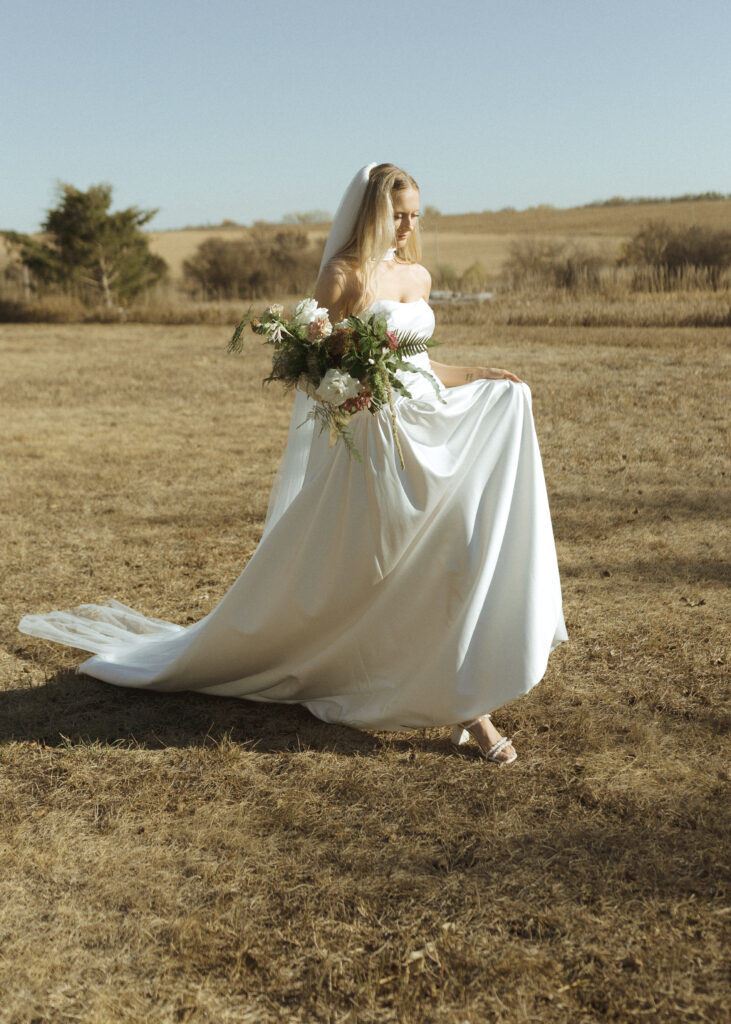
(363, 298, 437, 401)
(364, 297, 435, 339)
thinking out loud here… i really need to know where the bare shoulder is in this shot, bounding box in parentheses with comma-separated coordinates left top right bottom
(315, 259, 348, 297)
(410, 261, 431, 298)
(314, 258, 359, 320)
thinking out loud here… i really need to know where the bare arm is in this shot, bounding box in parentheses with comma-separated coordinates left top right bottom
(425, 270, 519, 385)
(430, 360, 522, 386)
(313, 262, 358, 323)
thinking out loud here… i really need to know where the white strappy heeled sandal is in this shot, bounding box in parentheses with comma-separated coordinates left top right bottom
(450, 714, 517, 765)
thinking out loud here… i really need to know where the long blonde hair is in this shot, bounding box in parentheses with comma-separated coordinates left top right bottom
(327, 163, 422, 314)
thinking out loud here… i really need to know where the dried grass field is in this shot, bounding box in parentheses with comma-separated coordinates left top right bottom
(145, 197, 731, 280)
(1, 315, 729, 1023)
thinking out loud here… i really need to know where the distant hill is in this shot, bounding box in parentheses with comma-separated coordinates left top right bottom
(5, 195, 729, 283)
(147, 197, 731, 281)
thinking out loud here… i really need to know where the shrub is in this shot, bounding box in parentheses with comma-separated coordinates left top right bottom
(0, 296, 85, 323)
(620, 221, 731, 289)
(432, 261, 492, 294)
(431, 261, 495, 295)
(501, 239, 608, 292)
(183, 226, 322, 300)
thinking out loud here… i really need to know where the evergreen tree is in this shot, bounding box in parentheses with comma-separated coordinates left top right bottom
(4, 183, 167, 307)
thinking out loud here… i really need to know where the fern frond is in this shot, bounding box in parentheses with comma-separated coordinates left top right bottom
(394, 359, 446, 402)
(228, 308, 253, 353)
(395, 330, 441, 356)
(339, 425, 363, 463)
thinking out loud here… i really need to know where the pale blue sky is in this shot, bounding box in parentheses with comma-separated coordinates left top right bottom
(2, 0, 729, 232)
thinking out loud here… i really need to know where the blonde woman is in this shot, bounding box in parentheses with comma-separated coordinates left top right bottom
(20, 163, 566, 765)
(310, 164, 565, 762)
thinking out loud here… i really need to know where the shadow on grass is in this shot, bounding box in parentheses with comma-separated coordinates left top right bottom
(552, 485, 729, 530)
(0, 671, 393, 755)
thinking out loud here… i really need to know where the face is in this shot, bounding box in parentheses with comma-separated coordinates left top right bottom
(392, 187, 420, 248)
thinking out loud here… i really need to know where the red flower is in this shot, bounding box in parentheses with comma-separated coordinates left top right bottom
(342, 390, 373, 414)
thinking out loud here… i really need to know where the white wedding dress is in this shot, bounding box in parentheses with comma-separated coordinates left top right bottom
(19, 298, 566, 730)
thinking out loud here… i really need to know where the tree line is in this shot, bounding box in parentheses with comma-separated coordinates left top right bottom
(3, 183, 730, 312)
(500, 222, 731, 293)
(3, 183, 324, 310)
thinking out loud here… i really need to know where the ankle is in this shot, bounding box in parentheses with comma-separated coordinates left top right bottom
(460, 713, 491, 730)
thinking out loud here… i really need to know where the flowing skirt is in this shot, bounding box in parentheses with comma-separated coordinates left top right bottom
(20, 378, 566, 730)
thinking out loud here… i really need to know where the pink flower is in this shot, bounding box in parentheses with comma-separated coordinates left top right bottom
(386, 330, 399, 351)
(307, 315, 333, 342)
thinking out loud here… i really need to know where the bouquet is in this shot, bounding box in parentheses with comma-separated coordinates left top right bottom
(228, 298, 442, 466)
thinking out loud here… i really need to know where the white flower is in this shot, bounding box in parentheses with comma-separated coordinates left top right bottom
(292, 298, 329, 326)
(315, 368, 361, 406)
(266, 303, 284, 316)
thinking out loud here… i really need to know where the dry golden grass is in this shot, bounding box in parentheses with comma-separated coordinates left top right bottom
(424, 200, 731, 280)
(1, 317, 729, 1023)
(434, 291, 731, 329)
(3, 288, 729, 331)
(429, 198, 731, 235)
(141, 199, 731, 280)
(145, 227, 621, 283)
(4, 199, 730, 322)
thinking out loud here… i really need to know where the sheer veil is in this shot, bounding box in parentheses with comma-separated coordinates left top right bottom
(263, 164, 376, 535)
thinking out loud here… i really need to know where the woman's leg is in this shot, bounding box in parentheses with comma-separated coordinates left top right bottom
(457, 715, 517, 764)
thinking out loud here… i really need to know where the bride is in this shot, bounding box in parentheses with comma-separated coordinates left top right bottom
(19, 162, 566, 765)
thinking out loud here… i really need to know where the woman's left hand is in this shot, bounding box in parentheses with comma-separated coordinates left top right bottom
(480, 367, 523, 383)
(431, 361, 523, 388)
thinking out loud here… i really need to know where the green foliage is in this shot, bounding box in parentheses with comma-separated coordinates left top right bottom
(620, 221, 731, 288)
(393, 333, 437, 358)
(184, 227, 322, 300)
(228, 302, 442, 465)
(228, 308, 253, 353)
(3, 183, 167, 308)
